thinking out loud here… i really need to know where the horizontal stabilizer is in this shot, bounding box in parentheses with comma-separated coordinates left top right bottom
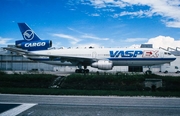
(3, 47, 28, 55)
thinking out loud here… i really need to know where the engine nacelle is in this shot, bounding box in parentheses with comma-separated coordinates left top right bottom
(91, 60, 113, 70)
(16, 40, 52, 51)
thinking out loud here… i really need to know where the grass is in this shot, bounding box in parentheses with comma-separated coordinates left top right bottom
(0, 87, 180, 97)
(0, 71, 180, 97)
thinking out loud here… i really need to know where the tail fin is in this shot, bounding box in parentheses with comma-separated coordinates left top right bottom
(15, 23, 52, 51)
(18, 23, 41, 41)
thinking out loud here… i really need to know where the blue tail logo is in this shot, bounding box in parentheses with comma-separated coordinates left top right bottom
(18, 23, 41, 41)
(16, 23, 52, 51)
(23, 30, 34, 41)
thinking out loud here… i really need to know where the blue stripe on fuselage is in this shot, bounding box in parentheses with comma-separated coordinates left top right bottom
(108, 58, 176, 61)
(30, 58, 176, 61)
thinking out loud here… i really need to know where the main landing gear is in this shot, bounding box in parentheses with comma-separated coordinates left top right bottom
(75, 69, 89, 73)
(75, 65, 89, 73)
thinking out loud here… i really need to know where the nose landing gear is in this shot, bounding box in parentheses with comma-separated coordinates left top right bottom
(145, 66, 152, 74)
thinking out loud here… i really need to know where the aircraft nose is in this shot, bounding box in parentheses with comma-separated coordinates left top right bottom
(172, 54, 176, 61)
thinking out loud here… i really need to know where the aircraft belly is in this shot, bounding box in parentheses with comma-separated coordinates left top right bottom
(39, 59, 173, 67)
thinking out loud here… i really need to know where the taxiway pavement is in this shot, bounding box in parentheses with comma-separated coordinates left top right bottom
(0, 94, 180, 116)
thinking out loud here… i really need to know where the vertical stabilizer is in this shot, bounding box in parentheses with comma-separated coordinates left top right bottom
(15, 23, 52, 51)
(18, 23, 41, 41)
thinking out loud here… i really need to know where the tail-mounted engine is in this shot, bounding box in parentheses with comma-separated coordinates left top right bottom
(91, 60, 113, 70)
(15, 40, 52, 51)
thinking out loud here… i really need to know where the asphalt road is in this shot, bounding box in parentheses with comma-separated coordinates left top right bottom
(0, 94, 180, 116)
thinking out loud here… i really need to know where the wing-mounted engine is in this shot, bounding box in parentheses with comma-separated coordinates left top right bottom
(91, 60, 113, 70)
(15, 40, 52, 51)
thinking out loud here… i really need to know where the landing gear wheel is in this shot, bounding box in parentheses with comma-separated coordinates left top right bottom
(80, 69, 84, 73)
(75, 69, 82, 73)
(84, 69, 89, 73)
(75, 69, 79, 73)
(75, 69, 89, 73)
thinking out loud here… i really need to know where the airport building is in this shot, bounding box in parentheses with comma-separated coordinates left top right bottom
(1, 44, 180, 73)
(0, 46, 54, 71)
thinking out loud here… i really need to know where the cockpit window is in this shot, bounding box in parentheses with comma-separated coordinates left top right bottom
(164, 52, 171, 55)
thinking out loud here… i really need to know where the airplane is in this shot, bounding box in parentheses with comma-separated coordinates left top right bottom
(4, 23, 176, 73)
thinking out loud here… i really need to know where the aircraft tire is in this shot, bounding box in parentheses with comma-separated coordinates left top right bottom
(75, 69, 80, 73)
(75, 69, 89, 73)
(84, 69, 89, 73)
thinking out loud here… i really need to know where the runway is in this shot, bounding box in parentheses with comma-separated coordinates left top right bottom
(0, 94, 180, 116)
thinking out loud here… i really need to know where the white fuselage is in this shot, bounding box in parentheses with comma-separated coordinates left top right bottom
(13, 23, 176, 71)
(27, 47, 176, 67)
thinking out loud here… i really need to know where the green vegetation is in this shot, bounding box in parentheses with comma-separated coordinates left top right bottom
(0, 71, 180, 97)
(60, 73, 145, 90)
(60, 73, 180, 91)
(0, 88, 179, 97)
(0, 70, 7, 75)
(0, 72, 56, 88)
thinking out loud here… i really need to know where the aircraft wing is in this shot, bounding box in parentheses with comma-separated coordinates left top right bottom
(4, 47, 97, 65)
(28, 52, 97, 65)
(3, 47, 28, 55)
